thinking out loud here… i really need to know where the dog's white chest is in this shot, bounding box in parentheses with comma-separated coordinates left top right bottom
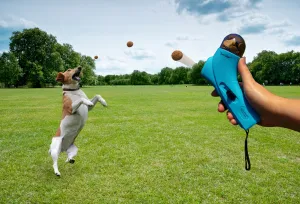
(60, 91, 89, 151)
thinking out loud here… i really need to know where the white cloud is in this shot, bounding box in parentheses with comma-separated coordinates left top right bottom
(236, 12, 292, 36)
(124, 48, 156, 60)
(175, 35, 203, 41)
(266, 28, 285, 35)
(0, 15, 38, 28)
(0, 20, 8, 27)
(269, 20, 292, 28)
(19, 17, 38, 28)
(174, 0, 264, 22)
(281, 33, 300, 46)
(164, 35, 203, 48)
(241, 12, 270, 25)
(165, 41, 178, 47)
(176, 36, 190, 41)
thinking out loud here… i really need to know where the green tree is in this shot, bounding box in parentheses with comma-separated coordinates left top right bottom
(56, 43, 81, 69)
(0, 52, 22, 87)
(150, 74, 159, 85)
(248, 50, 278, 84)
(170, 66, 190, 84)
(79, 55, 96, 86)
(292, 58, 300, 84)
(9, 27, 58, 87)
(130, 70, 151, 85)
(97, 75, 106, 85)
(190, 60, 207, 84)
(275, 51, 300, 84)
(26, 61, 43, 88)
(158, 67, 173, 84)
(44, 51, 64, 87)
(104, 75, 117, 85)
(111, 78, 131, 85)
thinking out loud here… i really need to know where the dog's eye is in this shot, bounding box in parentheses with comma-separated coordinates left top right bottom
(68, 69, 71, 71)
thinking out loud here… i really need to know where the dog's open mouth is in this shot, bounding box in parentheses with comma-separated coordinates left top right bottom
(72, 69, 81, 81)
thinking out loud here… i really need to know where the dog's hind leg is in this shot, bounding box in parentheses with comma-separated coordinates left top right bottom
(88, 95, 107, 111)
(66, 144, 78, 164)
(49, 136, 63, 176)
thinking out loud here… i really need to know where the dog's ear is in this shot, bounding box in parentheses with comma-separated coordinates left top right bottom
(56, 72, 65, 82)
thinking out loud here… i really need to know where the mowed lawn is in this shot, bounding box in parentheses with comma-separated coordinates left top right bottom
(0, 85, 299, 203)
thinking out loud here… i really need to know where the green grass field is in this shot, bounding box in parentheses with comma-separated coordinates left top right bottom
(0, 85, 299, 203)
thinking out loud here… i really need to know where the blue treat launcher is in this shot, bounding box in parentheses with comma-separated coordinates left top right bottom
(201, 34, 260, 130)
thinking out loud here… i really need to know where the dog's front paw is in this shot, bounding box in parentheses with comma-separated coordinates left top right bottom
(82, 98, 94, 106)
(100, 98, 107, 107)
(97, 95, 108, 107)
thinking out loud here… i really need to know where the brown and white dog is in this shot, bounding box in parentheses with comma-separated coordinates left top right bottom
(49, 66, 107, 176)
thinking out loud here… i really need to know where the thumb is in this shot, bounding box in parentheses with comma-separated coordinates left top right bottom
(238, 57, 255, 83)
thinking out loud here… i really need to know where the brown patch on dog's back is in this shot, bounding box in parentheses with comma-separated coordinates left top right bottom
(54, 94, 72, 137)
(55, 127, 61, 137)
(62, 95, 72, 118)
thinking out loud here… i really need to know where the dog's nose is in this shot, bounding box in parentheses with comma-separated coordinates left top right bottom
(77, 66, 82, 71)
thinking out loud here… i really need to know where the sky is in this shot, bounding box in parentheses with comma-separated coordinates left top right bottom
(0, 0, 300, 76)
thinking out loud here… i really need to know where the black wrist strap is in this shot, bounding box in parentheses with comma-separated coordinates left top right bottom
(245, 129, 251, 171)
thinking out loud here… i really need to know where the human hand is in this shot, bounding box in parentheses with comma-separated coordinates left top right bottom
(211, 57, 282, 127)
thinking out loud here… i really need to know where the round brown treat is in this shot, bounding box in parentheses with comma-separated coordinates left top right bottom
(171, 50, 183, 61)
(94, 55, 98, 59)
(220, 34, 246, 57)
(127, 41, 133, 47)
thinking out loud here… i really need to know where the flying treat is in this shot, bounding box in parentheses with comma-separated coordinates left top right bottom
(94, 55, 98, 59)
(171, 50, 183, 61)
(127, 41, 133, 47)
(220, 34, 246, 57)
(171, 50, 196, 67)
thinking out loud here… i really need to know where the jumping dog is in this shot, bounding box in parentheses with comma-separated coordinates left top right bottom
(49, 66, 107, 176)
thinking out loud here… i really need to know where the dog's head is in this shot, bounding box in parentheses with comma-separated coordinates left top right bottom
(56, 66, 83, 85)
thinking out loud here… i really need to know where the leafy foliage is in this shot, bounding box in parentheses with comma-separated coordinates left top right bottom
(0, 52, 22, 87)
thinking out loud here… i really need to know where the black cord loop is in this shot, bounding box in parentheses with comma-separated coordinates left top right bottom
(245, 129, 251, 171)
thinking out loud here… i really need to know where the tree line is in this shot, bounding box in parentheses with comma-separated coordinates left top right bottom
(0, 27, 299, 88)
